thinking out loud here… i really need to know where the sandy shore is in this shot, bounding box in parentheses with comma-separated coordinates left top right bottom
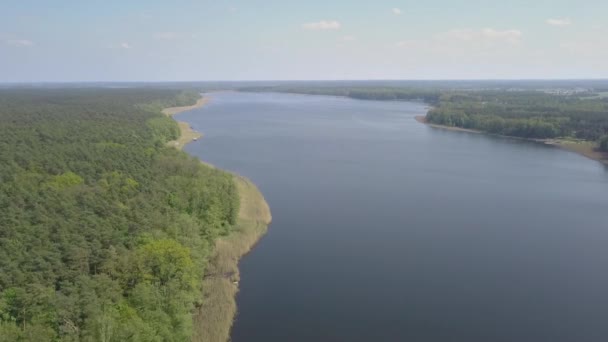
(163, 97, 209, 150)
(415, 115, 608, 166)
(163, 95, 272, 342)
(162, 97, 209, 116)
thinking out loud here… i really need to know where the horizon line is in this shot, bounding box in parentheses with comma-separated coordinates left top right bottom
(2, 78, 608, 84)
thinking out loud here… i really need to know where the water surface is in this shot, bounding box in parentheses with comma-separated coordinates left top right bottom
(178, 92, 608, 342)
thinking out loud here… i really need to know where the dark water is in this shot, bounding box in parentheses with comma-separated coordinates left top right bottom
(178, 92, 608, 342)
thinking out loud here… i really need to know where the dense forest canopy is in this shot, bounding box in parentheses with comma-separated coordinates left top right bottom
(426, 91, 608, 142)
(0, 88, 239, 341)
(239, 84, 608, 148)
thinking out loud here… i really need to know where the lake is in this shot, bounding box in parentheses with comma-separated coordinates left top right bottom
(178, 92, 608, 342)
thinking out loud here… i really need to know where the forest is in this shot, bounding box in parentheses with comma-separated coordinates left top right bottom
(239, 85, 442, 104)
(426, 91, 608, 143)
(240, 85, 608, 149)
(0, 88, 239, 341)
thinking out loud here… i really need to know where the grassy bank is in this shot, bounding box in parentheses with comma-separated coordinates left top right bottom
(416, 115, 608, 166)
(547, 139, 608, 165)
(164, 95, 272, 342)
(192, 175, 271, 342)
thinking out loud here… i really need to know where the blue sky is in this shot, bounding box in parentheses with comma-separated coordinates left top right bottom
(1, 0, 607, 81)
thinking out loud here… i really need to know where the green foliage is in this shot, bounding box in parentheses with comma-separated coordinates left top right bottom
(600, 135, 608, 152)
(0, 89, 239, 340)
(46, 172, 84, 190)
(137, 239, 196, 290)
(147, 116, 180, 142)
(425, 91, 608, 141)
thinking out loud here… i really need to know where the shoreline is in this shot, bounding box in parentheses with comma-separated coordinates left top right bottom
(415, 115, 481, 134)
(162, 97, 209, 116)
(163, 97, 209, 150)
(192, 175, 271, 342)
(163, 95, 272, 342)
(415, 115, 608, 166)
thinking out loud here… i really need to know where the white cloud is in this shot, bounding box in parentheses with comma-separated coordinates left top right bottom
(546, 18, 572, 26)
(6, 39, 34, 47)
(342, 35, 356, 41)
(392, 8, 402, 15)
(155, 32, 179, 40)
(302, 20, 341, 30)
(120, 42, 131, 49)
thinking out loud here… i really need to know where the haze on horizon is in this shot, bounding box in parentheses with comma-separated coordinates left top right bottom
(1, 0, 607, 82)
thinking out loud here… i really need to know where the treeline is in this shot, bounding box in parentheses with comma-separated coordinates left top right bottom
(348, 88, 440, 103)
(601, 136, 608, 151)
(426, 91, 608, 141)
(0, 89, 239, 340)
(239, 86, 441, 104)
(427, 109, 566, 139)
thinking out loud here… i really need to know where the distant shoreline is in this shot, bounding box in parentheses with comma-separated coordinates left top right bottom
(415, 115, 608, 166)
(163, 94, 272, 342)
(162, 97, 209, 116)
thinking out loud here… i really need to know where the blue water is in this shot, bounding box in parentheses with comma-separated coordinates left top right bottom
(178, 92, 608, 342)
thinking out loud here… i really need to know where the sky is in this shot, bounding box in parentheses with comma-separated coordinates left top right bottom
(1, 0, 607, 82)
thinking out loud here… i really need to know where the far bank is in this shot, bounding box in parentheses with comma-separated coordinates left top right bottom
(415, 115, 608, 166)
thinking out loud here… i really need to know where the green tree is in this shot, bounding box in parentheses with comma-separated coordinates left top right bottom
(600, 135, 608, 151)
